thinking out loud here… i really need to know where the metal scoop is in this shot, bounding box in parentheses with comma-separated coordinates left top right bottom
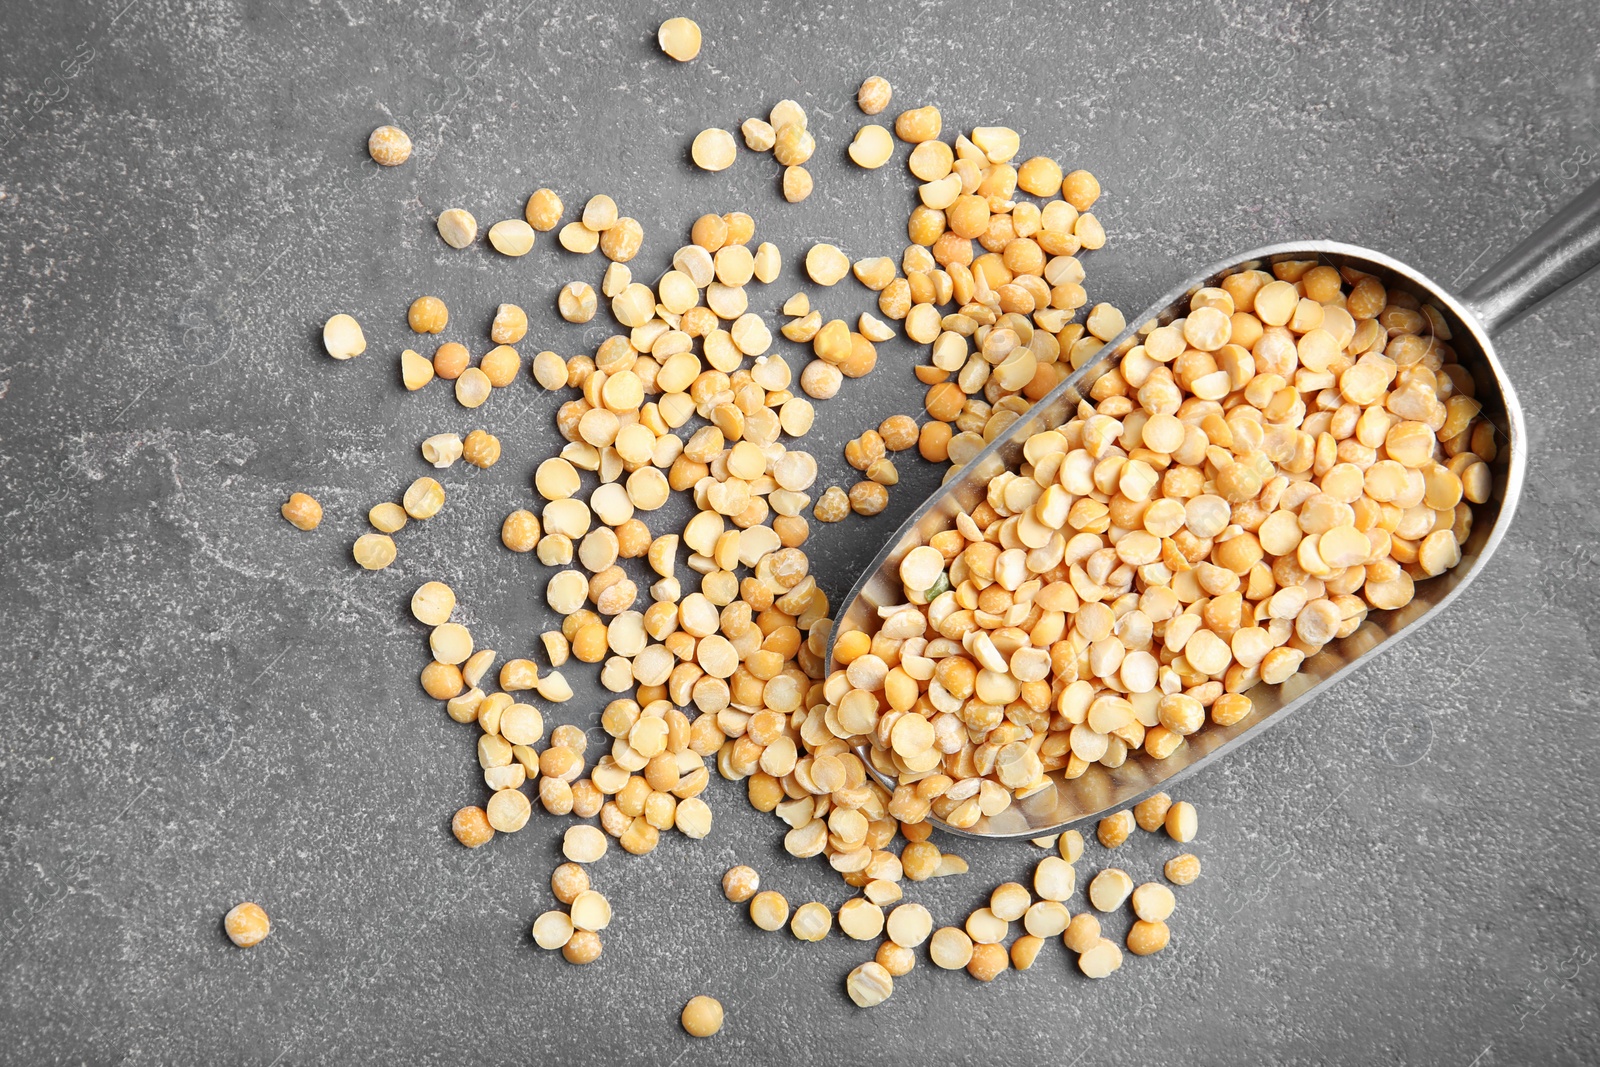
(831, 179, 1600, 839)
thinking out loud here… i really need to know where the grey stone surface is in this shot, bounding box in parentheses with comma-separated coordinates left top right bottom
(1, 0, 1598, 1063)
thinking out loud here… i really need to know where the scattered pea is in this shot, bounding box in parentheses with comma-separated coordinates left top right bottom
(658, 17, 702, 61)
(857, 76, 892, 115)
(485, 218, 533, 256)
(722, 866, 760, 902)
(322, 313, 366, 360)
(280, 492, 322, 531)
(1127, 920, 1170, 956)
(353, 533, 396, 570)
(790, 901, 832, 942)
(369, 502, 407, 534)
(681, 995, 723, 1037)
(1088, 868, 1134, 912)
(849, 125, 894, 169)
(782, 165, 813, 203)
(525, 188, 563, 231)
(367, 125, 411, 166)
(436, 208, 477, 249)
(1133, 793, 1173, 832)
(691, 129, 737, 172)
(408, 295, 448, 334)
(749, 890, 789, 931)
(223, 902, 270, 948)
(846, 961, 894, 1007)
(1164, 854, 1202, 886)
(1166, 801, 1198, 843)
(452, 805, 494, 848)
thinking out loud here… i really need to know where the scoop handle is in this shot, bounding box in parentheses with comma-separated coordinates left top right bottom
(1461, 178, 1600, 335)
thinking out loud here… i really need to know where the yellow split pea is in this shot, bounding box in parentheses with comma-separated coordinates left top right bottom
(658, 17, 702, 61)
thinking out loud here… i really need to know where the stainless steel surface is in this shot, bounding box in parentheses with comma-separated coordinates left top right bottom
(830, 179, 1600, 839)
(1462, 177, 1600, 332)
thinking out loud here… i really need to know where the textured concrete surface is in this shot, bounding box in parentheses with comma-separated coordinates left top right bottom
(2, 0, 1598, 1063)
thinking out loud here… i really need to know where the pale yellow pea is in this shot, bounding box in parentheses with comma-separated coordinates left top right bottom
(722, 865, 760, 902)
(323, 314, 366, 360)
(1086, 302, 1126, 341)
(559, 221, 599, 253)
(536, 458, 581, 500)
(1078, 938, 1123, 978)
(659, 271, 698, 314)
(846, 962, 894, 1007)
(674, 244, 716, 286)
(989, 882, 1031, 923)
(838, 898, 884, 940)
(675, 796, 712, 838)
(849, 125, 894, 169)
(1127, 920, 1170, 956)
(706, 283, 747, 319)
(401, 349, 433, 390)
(1166, 800, 1198, 842)
(563, 824, 608, 863)
(352, 533, 395, 570)
(547, 570, 589, 614)
(532, 910, 574, 949)
(581, 194, 618, 231)
(885, 902, 932, 947)
(1088, 868, 1134, 912)
(612, 283, 657, 327)
(779, 397, 814, 437)
(806, 244, 850, 285)
(908, 140, 954, 181)
(558, 282, 597, 323)
(430, 622, 473, 664)
(532, 350, 569, 390)
(403, 477, 445, 519)
(857, 76, 892, 115)
(742, 118, 776, 151)
(783, 166, 813, 203)
(730, 314, 771, 355)
(436, 208, 476, 249)
(691, 129, 737, 172)
(790, 901, 832, 941)
(500, 703, 543, 745)
(1021, 900, 1069, 938)
(525, 188, 563, 230)
(1034, 856, 1076, 900)
(455, 367, 491, 408)
(570, 889, 612, 931)
(749, 890, 789, 931)
(1164, 853, 1202, 885)
(770, 99, 806, 130)
(657, 16, 702, 60)
(421, 433, 462, 468)
(369, 502, 407, 533)
(367, 125, 412, 166)
(600, 370, 643, 411)
(486, 788, 531, 832)
(858, 313, 894, 342)
(919, 174, 961, 210)
(488, 219, 535, 256)
(626, 467, 670, 510)
(965, 907, 1008, 944)
(753, 242, 781, 283)
(411, 582, 455, 624)
(1132, 882, 1176, 922)
(971, 126, 1020, 162)
(680, 995, 722, 1038)
(929, 927, 974, 969)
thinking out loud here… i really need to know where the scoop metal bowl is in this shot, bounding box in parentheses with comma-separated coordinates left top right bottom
(830, 178, 1600, 839)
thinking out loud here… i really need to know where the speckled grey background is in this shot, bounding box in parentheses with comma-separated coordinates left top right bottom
(2, 0, 1598, 1063)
